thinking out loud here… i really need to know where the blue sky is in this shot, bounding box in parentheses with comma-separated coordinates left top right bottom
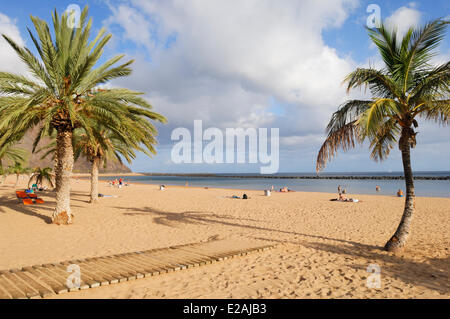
(0, 0, 449, 173)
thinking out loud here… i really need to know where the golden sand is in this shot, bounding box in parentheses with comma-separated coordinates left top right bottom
(0, 175, 448, 298)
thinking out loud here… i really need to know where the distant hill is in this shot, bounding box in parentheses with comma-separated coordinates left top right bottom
(14, 127, 132, 173)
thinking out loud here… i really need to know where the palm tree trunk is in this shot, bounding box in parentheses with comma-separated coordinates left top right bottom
(53, 152, 60, 192)
(52, 128, 74, 225)
(384, 128, 415, 252)
(15, 174, 19, 188)
(90, 156, 100, 203)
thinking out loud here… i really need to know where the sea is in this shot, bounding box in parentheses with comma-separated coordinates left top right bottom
(102, 171, 450, 198)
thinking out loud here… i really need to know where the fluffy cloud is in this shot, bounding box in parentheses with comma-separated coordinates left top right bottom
(105, 0, 359, 132)
(102, 1, 449, 172)
(0, 13, 27, 74)
(385, 3, 422, 37)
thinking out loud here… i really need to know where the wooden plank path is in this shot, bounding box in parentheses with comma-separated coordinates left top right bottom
(0, 239, 276, 299)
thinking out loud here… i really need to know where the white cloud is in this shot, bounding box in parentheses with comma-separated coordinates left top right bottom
(104, 5, 155, 50)
(102, 1, 450, 172)
(106, 0, 358, 134)
(0, 12, 27, 74)
(385, 4, 422, 38)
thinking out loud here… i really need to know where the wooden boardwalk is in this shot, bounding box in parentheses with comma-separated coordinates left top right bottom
(0, 239, 276, 299)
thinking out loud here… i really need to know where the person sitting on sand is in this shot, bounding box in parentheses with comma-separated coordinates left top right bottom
(243, 194, 248, 199)
(397, 189, 404, 197)
(338, 185, 342, 195)
(280, 187, 288, 193)
(337, 193, 359, 202)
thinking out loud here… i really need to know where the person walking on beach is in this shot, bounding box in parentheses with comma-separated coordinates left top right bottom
(338, 185, 342, 195)
(376, 185, 381, 192)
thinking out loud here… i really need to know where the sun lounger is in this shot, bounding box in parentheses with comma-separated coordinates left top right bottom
(22, 198, 33, 205)
(16, 191, 28, 198)
(16, 191, 44, 204)
(16, 191, 29, 202)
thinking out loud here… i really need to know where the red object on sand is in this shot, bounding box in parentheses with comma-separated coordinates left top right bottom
(22, 198, 33, 205)
(16, 191, 28, 199)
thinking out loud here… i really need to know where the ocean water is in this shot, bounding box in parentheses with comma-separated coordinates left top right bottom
(103, 172, 450, 198)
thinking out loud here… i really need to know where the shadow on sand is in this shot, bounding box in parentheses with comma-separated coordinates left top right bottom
(120, 205, 449, 295)
(118, 206, 378, 248)
(0, 189, 85, 223)
(0, 195, 53, 223)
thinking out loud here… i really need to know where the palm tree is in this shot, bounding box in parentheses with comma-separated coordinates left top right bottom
(316, 19, 449, 252)
(35, 115, 162, 203)
(1, 130, 29, 187)
(0, 7, 166, 224)
(28, 167, 55, 189)
(0, 130, 27, 171)
(73, 128, 126, 203)
(9, 162, 31, 189)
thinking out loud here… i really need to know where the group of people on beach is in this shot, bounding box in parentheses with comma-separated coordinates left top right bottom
(336, 185, 359, 202)
(109, 178, 130, 188)
(336, 184, 404, 200)
(266, 185, 294, 193)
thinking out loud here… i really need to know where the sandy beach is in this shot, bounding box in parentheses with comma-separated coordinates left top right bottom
(0, 175, 448, 299)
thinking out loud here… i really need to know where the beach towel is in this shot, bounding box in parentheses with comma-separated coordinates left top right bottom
(98, 194, 117, 198)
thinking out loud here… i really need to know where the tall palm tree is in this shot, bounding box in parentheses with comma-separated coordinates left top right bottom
(36, 113, 162, 203)
(28, 167, 55, 189)
(0, 7, 166, 224)
(316, 19, 449, 252)
(73, 126, 135, 203)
